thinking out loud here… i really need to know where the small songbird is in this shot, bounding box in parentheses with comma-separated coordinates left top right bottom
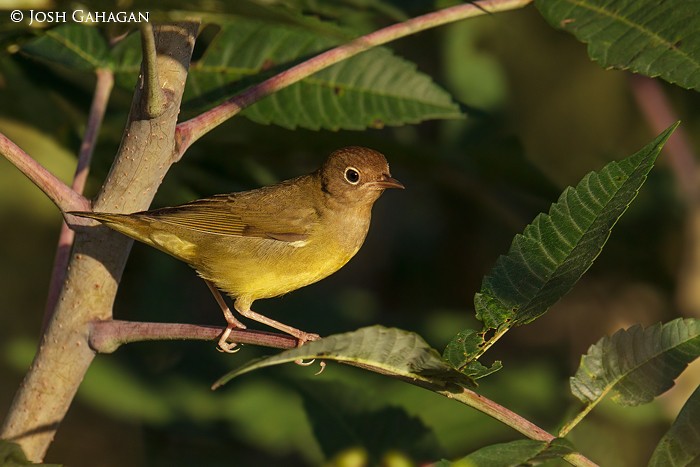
(70, 146, 403, 352)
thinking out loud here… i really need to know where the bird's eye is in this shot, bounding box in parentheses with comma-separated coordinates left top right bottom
(344, 167, 360, 185)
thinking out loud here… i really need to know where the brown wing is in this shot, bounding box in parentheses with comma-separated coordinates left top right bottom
(140, 185, 317, 243)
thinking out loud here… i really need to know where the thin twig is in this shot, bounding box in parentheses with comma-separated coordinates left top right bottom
(89, 320, 298, 353)
(174, 0, 532, 157)
(43, 69, 114, 329)
(0, 133, 90, 213)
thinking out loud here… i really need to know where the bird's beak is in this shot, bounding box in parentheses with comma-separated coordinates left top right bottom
(369, 173, 404, 190)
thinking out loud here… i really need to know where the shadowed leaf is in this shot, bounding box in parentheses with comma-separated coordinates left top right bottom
(649, 384, 700, 466)
(436, 438, 574, 467)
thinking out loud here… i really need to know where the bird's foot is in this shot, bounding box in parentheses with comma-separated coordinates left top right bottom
(217, 323, 247, 353)
(294, 332, 321, 366)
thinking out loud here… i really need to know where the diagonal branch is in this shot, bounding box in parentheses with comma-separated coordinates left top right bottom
(0, 133, 90, 213)
(174, 0, 532, 157)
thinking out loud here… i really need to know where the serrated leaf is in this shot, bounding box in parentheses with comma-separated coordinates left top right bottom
(185, 19, 462, 130)
(213, 326, 475, 390)
(475, 123, 677, 331)
(535, 0, 700, 91)
(571, 318, 700, 407)
(21, 24, 109, 71)
(444, 438, 574, 466)
(649, 384, 700, 467)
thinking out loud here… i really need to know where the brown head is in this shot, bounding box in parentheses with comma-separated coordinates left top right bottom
(319, 146, 404, 206)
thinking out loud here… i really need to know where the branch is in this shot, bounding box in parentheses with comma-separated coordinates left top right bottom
(140, 23, 166, 118)
(43, 68, 114, 328)
(1, 22, 200, 462)
(174, 0, 533, 157)
(440, 387, 598, 467)
(89, 320, 298, 353)
(86, 319, 597, 466)
(0, 133, 89, 213)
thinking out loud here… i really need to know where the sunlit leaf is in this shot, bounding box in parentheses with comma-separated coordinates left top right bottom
(213, 326, 475, 389)
(649, 384, 700, 466)
(536, 0, 700, 91)
(571, 318, 700, 406)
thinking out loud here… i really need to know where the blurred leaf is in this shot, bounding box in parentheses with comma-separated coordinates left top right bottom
(474, 123, 677, 331)
(535, 0, 700, 91)
(0, 439, 61, 467)
(110, 31, 142, 88)
(21, 24, 109, 71)
(438, 438, 574, 467)
(297, 380, 443, 462)
(648, 383, 700, 466)
(213, 326, 475, 389)
(571, 318, 700, 407)
(186, 19, 463, 130)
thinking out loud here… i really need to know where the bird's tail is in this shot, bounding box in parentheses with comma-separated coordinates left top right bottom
(68, 211, 153, 245)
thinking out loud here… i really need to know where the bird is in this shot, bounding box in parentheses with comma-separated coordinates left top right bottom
(69, 146, 403, 352)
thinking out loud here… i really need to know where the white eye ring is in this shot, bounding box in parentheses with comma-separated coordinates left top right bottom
(344, 166, 361, 185)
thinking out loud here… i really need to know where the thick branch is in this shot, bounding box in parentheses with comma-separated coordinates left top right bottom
(0, 23, 200, 462)
(43, 68, 114, 328)
(174, 0, 532, 156)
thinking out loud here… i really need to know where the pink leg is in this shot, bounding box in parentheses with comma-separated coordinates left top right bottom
(205, 280, 246, 353)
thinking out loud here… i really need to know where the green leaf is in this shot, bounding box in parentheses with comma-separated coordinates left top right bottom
(213, 326, 475, 389)
(442, 329, 503, 378)
(649, 384, 700, 466)
(21, 24, 109, 71)
(186, 19, 463, 130)
(0, 439, 61, 467)
(110, 31, 142, 89)
(442, 438, 574, 467)
(443, 329, 485, 368)
(535, 0, 700, 91)
(475, 123, 677, 331)
(571, 318, 700, 407)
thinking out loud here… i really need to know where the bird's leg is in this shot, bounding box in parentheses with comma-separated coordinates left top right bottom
(205, 280, 246, 353)
(234, 301, 320, 345)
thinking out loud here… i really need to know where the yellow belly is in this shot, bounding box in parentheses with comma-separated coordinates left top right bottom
(192, 234, 359, 301)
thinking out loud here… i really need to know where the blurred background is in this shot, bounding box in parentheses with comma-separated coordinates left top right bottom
(1, 1, 700, 466)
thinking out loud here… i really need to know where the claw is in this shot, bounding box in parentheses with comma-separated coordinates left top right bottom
(294, 358, 316, 366)
(217, 342, 241, 354)
(314, 361, 327, 376)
